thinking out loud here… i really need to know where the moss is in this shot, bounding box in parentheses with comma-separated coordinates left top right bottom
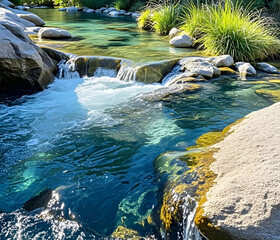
(269, 80, 280, 84)
(219, 67, 238, 75)
(255, 89, 280, 102)
(111, 226, 141, 240)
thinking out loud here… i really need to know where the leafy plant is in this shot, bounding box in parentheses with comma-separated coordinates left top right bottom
(114, 0, 131, 10)
(138, 9, 152, 29)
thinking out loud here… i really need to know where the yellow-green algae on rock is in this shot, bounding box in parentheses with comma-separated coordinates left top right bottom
(159, 119, 244, 239)
(111, 226, 141, 240)
(255, 89, 280, 102)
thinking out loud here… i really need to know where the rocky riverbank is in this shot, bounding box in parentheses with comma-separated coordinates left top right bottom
(200, 102, 280, 240)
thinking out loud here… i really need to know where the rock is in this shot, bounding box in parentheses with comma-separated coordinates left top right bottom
(169, 27, 181, 38)
(26, 26, 41, 32)
(17, 13, 45, 26)
(235, 62, 257, 77)
(111, 226, 141, 240)
(170, 34, 194, 48)
(213, 66, 221, 77)
(108, 11, 120, 16)
(0, 0, 14, 8)
(209, 55, 234, 67)
(66, 6, 79, 12)
(40, 46, 70, 63)
(103, 9, 110, 13)
(219, 67, 238, 75)
(15, 5, 27, 11)
(202, 102, 280, 240)
(0, 7, 36, 28)
(58, 8, 66, 11)
(100, 7, 107, 12)
(136, 59, 179, 84)
(131, 12, 140, 18)
(86, 9, 94, 13)
(165, 76, 203, 86)
(118, 10, 126, 15)
(256, 62, 279, 74)
(255, 89, 280, 102)
(124, 12, 132, 16)
(108, 7, 117, 12)
(95, 9, 102, 13)
(180, 58, 216, 78)
(142, 83, 201, 101)
(38, 27, 72, 39)
(23, 189, 53, 211)
(0, 22, 56, 94)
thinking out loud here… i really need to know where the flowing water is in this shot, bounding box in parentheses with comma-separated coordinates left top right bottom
(1, 8, 280, 240)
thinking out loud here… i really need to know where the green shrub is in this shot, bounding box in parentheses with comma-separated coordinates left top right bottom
(137, 9, 152, 29)
(128, 0, 146, 11)
(181, 0, 280, 61)
(114, 0, 131, 10)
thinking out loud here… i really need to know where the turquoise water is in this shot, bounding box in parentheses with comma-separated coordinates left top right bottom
(1, 71, 279, 239)
(1, 8, 280, 240)
(29, 9, 202, 62)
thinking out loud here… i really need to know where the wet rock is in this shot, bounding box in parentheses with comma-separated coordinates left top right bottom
(38, 27, 72, 39)
(124, 12, 132, 16)
(136, 59, 179, 84)
(26, 26, 41, 32)
(142, 83, 201, 101)
(100, 7, 107, 12)
(0, 21, 56, 95)
(108, 7, 117, 12)
(118, 10, 126, 15)
(209, 55, 234, 67)
(131, 12, 140, 18)
(235, 62, 257, 77)
(86, 9, 94, 13)
(111, 226, 141, 240)
(66, 6, 79, 12)
(23, 189, 53, 211)
(17, 13, 45, 26)
(213, 66, 221, 77)
(219, 67, 238, 75)
(95, 9, 102, 13)
(169, 27, 181, 38)
(0, 0, 14, 8)
(58, 8, 66, 11)
(40, 46, 70, 63)
(256, 62, 279, 74)
(180, 58, 216, 78)
(108, 11, 119, 16)
(170, 34, 194, 48)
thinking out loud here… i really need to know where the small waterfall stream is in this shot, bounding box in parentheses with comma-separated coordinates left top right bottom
(117, 62, 139, 82)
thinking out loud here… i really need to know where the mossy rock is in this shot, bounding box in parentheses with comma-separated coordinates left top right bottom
(136, 59, 180, 84)
(111, 226, 141, 240)
(40, 46, 70, 63)
(255, 89, 280, 102)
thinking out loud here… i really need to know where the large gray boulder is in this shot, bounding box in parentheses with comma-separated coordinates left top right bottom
(0, 0, 14, 8)
(169, 27, 181, 38)
(0, 22, 56, 94)
(0, 7, 35, 28)
(17, 13, 45, 26)
(209, 55, 234, 67)
(170, 34, 194, 48)
(38, 27, 72, 39)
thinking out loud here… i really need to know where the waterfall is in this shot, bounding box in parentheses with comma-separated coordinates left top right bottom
(94, 67, 118, 78)
(58, 60, 80, 79)
(117, 62, 139, 82)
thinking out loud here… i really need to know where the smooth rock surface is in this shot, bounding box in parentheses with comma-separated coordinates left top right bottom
(38, 27, 72, 39)
(256, 62, 279, 74)
(169, 27, 181, 38)
(15, 5, 27, 11)
(108, 11, 119, 16)
(17, 13, 45, 26)
(209, 55, 234, 67)
(0, 22, 55, 94)
(180, 58, 216, 78)
(170, 34, 194, 48)
(235, 62, 257, 77)
(66, 7, 79, 12)
(203, 102, 280, 240)
(0, 0, 14, 8)
(86, 9, 94, 13)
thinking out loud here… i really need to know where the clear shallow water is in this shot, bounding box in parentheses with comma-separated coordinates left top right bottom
(29, 9, 202, 62)
(1, 71, 280, 239)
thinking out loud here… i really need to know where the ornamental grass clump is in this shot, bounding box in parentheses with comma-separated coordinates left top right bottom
(137, 9, 152, 30)
(181, 0, 280, 62)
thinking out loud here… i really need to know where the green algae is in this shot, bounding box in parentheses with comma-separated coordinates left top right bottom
(111, 226, 141, 240)
(255, 89, 280, 102)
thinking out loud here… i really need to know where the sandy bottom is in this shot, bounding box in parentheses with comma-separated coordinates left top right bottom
(202, 102, 280, 240)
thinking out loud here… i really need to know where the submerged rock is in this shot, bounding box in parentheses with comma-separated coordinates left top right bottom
(255, 89, 280, 102)
(38, 27, 72, 39)
(256, 62, 279, 74)
(136, 59, 179, 84)
(23, 189, 53, 211)
(170, 34, 194, 48)
(235, 62, 257, 78)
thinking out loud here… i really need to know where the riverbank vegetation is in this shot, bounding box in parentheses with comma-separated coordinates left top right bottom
(138, 0, 280, 61)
